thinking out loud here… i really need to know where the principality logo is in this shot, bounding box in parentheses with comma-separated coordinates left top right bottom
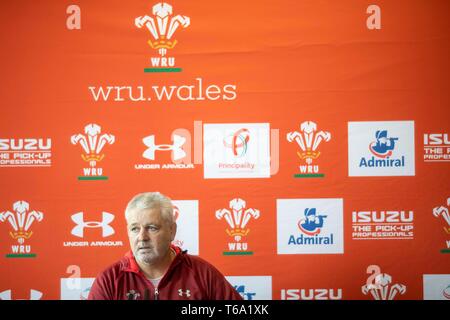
(203, 123, 271, 179)
(432, 197, 450, 254)
(362, 266, 406, 300)
(423, 274, 450, 300)
(216, 198, 260, 255)
(71, 124, 115, 181)
(223, 129, 250, 157)
(0, 138, 52, 168)
(135, 2, 190, 72)
(0, 201, 43, 258)
(171, 200, 199, 255)
(287, 121, 331, 178)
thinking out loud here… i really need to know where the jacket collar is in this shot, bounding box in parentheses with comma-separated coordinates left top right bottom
(123, 245, 183, 274)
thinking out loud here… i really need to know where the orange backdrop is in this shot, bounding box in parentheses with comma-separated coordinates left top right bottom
(0, 0, 449, 300)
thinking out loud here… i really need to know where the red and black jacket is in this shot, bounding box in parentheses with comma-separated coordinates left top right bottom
(88, 246, 243, 300)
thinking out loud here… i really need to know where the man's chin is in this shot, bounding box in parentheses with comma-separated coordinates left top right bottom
(135, 252, 156, 264)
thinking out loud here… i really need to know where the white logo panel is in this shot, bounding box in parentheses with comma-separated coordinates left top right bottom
(348, 121, 415, 176)
(172, 200, 199, 255)
(203, 123, 270, 179)
(277, 198, 344, 254)
(60, 278, 95, 300)
(226, 276, 272, 300)
(423, 274, 450, 300)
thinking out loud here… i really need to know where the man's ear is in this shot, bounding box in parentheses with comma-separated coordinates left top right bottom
(171, 222, 177, 241)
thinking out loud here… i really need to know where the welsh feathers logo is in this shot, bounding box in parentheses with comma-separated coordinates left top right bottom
(432, 197, 450, 254)
(216, 198, 260, 255)
(0, 201, 44, 258)
(71, 124, 115, 181)
(135, 2, 190, 72)
(362, 267, 406, 300)
(287, 121, 331, 178)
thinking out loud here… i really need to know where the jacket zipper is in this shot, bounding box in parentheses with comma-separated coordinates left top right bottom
(154, 288, 159, 300)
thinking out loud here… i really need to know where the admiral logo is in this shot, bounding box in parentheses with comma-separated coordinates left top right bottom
(63, 211, 123, 247)
(432, 197, 450, 254)
(225, 276, 272, 300)
(352, 210, 414, 240)
(0, 289, 43, 300)
(135, 131, 195, 170)
(60, 278, 95, 300)
(287, 121, 331, 178)
(171, 200, 199, 255)
(0, 200, 43, 258)
(71, 124, 115, 180)
(203, 123, 271, 179)
(0, 138, 52, 167)
(423, 275, 450, 300)
(348, 121, 415, 176)
(234, 285, 256, 300)
(281, 288, 342, 300)
(362, 266, 406, 300)
(216, 198, 260, 255)
(424, 133, 450, 162)
(135, 2, 190, 72)
(277, 199, 343, 254)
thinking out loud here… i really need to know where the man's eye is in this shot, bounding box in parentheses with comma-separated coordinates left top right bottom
(130, 227, 139, 233)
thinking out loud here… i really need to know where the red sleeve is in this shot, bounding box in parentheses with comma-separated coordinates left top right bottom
(202, 261, 243, 300)
(87, 269, 116, 300)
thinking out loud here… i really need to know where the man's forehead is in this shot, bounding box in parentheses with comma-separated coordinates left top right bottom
(127, 208, 162, 222)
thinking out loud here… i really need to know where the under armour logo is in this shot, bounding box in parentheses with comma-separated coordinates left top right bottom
(142, 134, 186, 161)
(178, 289, 191, 297)
(71, 212, 115, 238)
(0, 290, 42, 300)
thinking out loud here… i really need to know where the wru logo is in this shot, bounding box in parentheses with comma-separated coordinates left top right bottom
(216, 198, 260, 242)
(71, 124, 115, 168)
(135, 2, 190, 57)
(362, 272, 406, 300)
(0, 201, 43, 244)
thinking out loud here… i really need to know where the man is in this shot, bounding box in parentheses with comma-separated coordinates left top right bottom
(88, 192, 242, 300)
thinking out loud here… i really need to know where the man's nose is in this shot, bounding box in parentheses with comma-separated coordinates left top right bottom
(137, 227, 150, 241)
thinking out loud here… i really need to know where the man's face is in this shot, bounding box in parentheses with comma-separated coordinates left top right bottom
(127, 208, 176, 265)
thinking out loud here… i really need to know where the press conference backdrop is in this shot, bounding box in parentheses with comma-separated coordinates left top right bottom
(0, 0, 449, 300)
